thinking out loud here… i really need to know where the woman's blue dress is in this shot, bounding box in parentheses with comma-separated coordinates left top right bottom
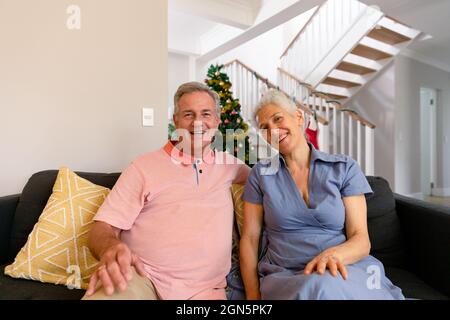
(242, 144, 404, 300)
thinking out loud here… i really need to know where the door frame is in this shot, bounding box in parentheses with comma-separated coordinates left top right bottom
(420, 87, 438, 197)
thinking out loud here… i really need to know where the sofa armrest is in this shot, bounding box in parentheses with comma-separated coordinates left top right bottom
(394, 193, 450, 297)
(0, 194, 20, 265)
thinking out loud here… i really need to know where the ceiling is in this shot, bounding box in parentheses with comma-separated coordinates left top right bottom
(169, 0, 450, 72)
(168, 0, 262, 55)
(169, 0, 262, 29)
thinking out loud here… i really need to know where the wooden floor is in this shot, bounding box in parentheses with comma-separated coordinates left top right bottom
(422, 196, 450, 207)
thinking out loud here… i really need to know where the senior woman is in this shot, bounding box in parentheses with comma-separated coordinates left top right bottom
(240, 89, 404, 300)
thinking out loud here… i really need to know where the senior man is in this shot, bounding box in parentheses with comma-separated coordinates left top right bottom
(83, 82, 250, 300)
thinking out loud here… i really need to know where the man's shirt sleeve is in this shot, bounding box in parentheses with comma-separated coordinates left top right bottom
(94, 162, 146, 230)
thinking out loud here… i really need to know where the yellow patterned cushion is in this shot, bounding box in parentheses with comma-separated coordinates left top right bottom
(231, 184, 245, 236)
(4, 167, 109, 289)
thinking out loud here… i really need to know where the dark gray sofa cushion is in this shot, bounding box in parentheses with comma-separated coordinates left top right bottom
(0, 195, 19, 264)
(8, 170, 120, 262)
(0, 265, 85, 300)
(385, 267, 448, 300)
(365, 177, 406, 268)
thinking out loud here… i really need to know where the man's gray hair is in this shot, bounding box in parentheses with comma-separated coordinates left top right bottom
(173, 82, 221, 116)
(254, 89, 298, 123)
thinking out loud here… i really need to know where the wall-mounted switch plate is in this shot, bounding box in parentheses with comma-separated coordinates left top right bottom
(142, 108, 154, 127)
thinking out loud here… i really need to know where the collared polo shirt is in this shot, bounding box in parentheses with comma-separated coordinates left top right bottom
(94, 141, 250, 299)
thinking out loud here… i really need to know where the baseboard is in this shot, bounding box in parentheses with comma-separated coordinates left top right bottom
(433, 188, 450, 197)
(407, 193, 424, 200)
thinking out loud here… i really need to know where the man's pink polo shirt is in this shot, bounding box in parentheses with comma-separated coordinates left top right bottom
(93, 141, 250, 300)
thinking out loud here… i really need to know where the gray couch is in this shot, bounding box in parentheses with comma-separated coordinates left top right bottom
(1, 170, 449, 299)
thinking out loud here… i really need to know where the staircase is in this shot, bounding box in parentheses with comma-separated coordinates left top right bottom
(280, 0, 421, 104)
(221, 0, 422, 175)
(223, 59, 330, 164)
(224, 59, 376, 175)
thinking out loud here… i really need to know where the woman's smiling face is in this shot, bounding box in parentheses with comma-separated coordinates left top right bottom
(256, 103, 305, 155)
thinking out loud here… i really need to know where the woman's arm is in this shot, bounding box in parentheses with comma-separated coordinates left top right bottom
(304, 195, 371, 279)
(337, 195, 371, 264)
(240, 201, 264, 300)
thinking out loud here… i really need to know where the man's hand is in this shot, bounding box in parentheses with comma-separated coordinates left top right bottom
(85, 243, 146, 296)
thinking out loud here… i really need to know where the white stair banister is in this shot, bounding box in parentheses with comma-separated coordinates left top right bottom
(333, 106, 338, 154)
(365, 127, 375, 176)
(357, 121, 362, 165)
(340, 111, 345, 154)
(348, 116, 353, 158)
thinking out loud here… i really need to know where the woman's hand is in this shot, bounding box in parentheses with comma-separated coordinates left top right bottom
(304, 248, 348, 280)
(303, 195, 372, 281)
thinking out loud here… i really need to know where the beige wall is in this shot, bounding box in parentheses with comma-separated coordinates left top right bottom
(0, 0, 168, 196)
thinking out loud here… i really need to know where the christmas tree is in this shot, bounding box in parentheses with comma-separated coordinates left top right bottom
(205, 64, 254, 166)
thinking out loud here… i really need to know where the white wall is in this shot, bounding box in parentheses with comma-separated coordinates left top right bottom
(205, 6, 316, 85)
(349, 63, 396, 189)
(395, 55, 450, 196)
(0, 0, 168, 196)
(168, 53, 191, 118)
(350, 56, 450, 196)
(212, 26, 283, 83)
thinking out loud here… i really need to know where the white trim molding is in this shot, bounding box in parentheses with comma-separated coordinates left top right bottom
(433, 188, 450, 197)
(407, 192, 425, 200)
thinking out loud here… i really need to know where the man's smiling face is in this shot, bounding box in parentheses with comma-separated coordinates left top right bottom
(173, 91, 220, 153)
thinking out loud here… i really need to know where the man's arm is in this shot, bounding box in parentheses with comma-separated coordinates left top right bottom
(85, 162, 148, 297)
(86, 221, 146, 296)
(88, 221, 122, 260)
(233, 164, 251, 185)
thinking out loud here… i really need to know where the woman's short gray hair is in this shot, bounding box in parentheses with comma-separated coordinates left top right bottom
(174, 82, 221, 116)
(254, 89, 298, 123)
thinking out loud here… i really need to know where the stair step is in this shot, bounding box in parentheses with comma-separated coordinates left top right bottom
(329, 69, 367, 85)
(323, 93, 348, 100)
(351, 44, 393, 61)
(360, 37, 400, 56)
(322, 77, 361, 88)
(367, 26, 412, 45)
(344, 53, 383, 71)
(336, 61, 376, 75)
(378, 16, 422, 40)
